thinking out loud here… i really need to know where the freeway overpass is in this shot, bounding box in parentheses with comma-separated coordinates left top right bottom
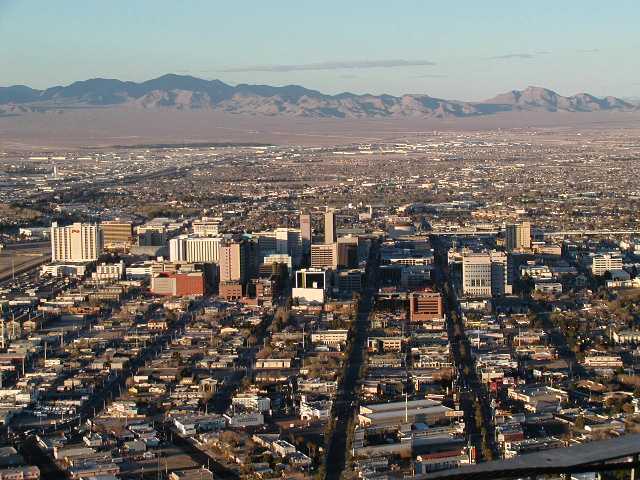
(543, 230, 640, 237)
(419, 434, 640, 480)
(426, 229, 640, 237)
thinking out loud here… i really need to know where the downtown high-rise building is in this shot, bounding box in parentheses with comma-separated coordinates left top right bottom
(591, 253, 623, 276)
(300, 213, 312, 262)
(100, 220, 133, 248)
(219, 240, 249, 283)
(462, 251, 511, 298)
(50, 222, 103, 262)
(169, 235, 222, 263)
(337, 235, 359, 268)
(255, 227, 302, 269)
(505, 221, 531, 251)
(311, 243, 338, 269)
(324, 209, 336, 244)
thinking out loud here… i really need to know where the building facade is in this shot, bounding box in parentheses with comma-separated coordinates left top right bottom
(311, 243, 338, 269)
(462, 251, 511, 297)
(169, 235, 222, 263)
(324, 210, 336, 244)
(409, 291, 444, 321)
(51, 222, 102, 262)
(505, 221, 531, 251)
(100, 220, 133, 248)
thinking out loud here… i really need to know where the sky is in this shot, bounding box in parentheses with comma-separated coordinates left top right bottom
(1, 0, 639, 101)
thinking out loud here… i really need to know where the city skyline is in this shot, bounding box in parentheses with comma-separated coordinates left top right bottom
(2, 3, 640, 479)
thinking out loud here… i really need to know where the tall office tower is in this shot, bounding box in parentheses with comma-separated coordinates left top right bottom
(246, 238, 260, 280)
(276, 228, 301, 261)
(51, 222, 103, 262)
(300, 213, 312, 262)
(256, 228, 302, 267)
(462, 251, 511, 298)
(100, 220, 133, 248)
(169, 235, 222, 263)
(521, 221, 532, 249)
(489, 251, 511, 296)
(324, 209, 337, 244)
(505, 221, 531, 251)
(337, 235, 359, 268)
(311, 243, 338, 269)
(219, 241, 248, 283)
(462, 253, 492, 298)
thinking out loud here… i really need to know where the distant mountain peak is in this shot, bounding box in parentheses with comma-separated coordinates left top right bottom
(0, 74, 636, 118)
(483, 86, 635, 113)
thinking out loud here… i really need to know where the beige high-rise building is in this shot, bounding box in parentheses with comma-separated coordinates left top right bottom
(219, 241, 248, 283)
(324, 210, 336, 244)
(505, 221, 531, 251)
(311, 243, 338, 269)
(100, 220, 133, 248)
(51, 222, 103, 262)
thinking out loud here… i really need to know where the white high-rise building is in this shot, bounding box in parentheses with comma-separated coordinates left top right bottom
(50, 222, 102, 262)
(169, 235, 222, 263)
(169, 236, 186, 262)
(462, 251, 511, 298)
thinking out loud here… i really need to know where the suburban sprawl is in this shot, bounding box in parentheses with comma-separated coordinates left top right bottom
(0, 128, 640, 479)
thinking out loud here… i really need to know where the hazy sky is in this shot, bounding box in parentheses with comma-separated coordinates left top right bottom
(2, 0, 639, 100)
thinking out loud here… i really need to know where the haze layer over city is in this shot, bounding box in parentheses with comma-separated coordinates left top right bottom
(1, 2, 640, 480)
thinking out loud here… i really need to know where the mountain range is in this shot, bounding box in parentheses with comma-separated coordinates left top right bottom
(1, 74, 637, 119)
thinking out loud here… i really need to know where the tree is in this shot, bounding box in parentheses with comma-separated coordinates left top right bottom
(475, 403, 484, 430)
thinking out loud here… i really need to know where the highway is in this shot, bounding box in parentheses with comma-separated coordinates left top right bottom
(425, 229, 640, 238)
(0, 241, 50, 284)
(323, 240, 380, 480)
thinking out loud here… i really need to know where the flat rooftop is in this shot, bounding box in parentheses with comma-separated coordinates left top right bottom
(423, 433, 640, 480)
